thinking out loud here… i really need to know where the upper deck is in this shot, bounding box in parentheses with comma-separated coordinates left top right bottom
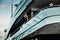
(11, 7, 60, 40)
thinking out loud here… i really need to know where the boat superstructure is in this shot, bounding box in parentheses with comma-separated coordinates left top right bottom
(5, 0, 60, 40)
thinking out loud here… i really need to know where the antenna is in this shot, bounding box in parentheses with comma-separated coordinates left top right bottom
(11, 0, 13, 17)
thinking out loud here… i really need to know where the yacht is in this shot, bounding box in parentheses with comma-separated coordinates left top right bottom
(5, 0, 60, 40)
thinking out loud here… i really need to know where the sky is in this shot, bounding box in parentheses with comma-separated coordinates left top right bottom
(0, 0, 20, 32)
